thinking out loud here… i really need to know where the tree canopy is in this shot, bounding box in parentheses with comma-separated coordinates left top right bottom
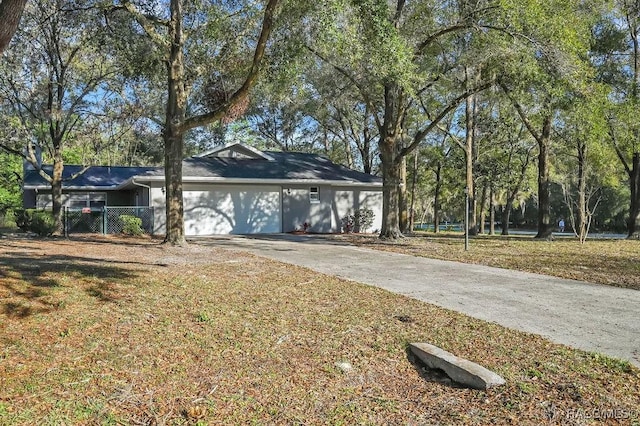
(1, 0, 639, 240)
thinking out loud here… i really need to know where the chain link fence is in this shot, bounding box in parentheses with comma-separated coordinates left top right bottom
(65, 207, 154, 235)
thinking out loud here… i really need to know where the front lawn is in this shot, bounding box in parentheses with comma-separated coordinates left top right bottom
(0, 235, 638, 424)
(340, 233, 640, 290)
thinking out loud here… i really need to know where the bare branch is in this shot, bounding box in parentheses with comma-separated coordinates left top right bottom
(608, 118, 631, 175)
(181, 0, 280, 132)
(65, 166, 91, 182)
(498, 81, 545, 144)
(114, 1, 169, 47)
(415, 23, 471, 55)
(399, 79, 494, 159)
(436, 123, 465, 150)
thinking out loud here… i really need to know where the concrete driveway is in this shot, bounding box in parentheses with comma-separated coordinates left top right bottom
(192, 234, 640, 368)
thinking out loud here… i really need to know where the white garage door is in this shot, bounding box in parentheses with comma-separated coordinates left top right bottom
(183, 184, 281, 235)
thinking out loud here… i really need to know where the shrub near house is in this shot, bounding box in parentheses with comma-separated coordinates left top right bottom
(342, 208, 375, 233)
(119, 215, 145, 236)
(15, 209, 56, 236)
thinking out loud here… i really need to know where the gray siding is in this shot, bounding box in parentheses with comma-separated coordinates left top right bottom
(330, 187, 383, 233)
(282, 185, 332, 233)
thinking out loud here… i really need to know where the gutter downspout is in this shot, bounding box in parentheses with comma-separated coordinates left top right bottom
(131, 178, 156, 236)
(131, 178, 151, 207)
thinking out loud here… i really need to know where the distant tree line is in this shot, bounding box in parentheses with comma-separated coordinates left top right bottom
(0, 0, 638, 242)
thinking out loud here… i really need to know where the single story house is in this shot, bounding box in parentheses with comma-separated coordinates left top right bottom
(23, 142, 383, 235)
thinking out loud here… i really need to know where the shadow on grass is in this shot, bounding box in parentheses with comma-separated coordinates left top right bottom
(405, 346, 467, 390)
(66, 234, 162, 247)
(0, 251, 145, 318)
(189, 233, 355, 252)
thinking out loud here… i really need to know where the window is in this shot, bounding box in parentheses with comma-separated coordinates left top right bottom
(37, 192, 107, 209)
(69, 193, 106, 209)
(309, 187, 320, 203)
(69, 194, 89, 208)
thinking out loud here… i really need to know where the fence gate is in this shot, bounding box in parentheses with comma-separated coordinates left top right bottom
(64, 207, 154, 235)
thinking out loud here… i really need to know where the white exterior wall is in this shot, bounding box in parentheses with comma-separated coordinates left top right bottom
(150, 181, 382, 236)
(281, 185, 332, 233)
(150, 185, 166, 235)
(331, 187, 383, 233)
(182, 184, 281, 235)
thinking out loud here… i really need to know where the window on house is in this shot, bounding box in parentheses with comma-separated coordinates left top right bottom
(69, 194, 89, 208)
(309, 187, 320, 203)
(69, 193, 106, 209)
(37, 192, 107, 209)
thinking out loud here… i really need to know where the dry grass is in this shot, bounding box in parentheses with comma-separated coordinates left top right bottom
(338, 233, 640, 290)
(0, 234, 638, 425)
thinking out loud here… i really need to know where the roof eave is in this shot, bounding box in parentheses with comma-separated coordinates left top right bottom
(131, 175, 382, 187)
(23, 185, 122, 191)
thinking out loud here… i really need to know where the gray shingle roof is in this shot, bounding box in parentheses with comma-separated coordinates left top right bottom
(23, 151, 380, 189)
(178, 151, 381, 183)
(23, 165, 160, 189)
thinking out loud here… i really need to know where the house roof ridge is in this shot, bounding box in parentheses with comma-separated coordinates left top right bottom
(194, 142, 275, 161)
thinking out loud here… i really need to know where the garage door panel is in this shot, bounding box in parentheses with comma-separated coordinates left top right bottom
(184, 185, 281, 235)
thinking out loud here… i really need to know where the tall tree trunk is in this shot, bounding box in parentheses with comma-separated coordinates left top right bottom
(378, 83, 405, 239)
(535, 114, 553, 239)
(0, 0, 27, 55)
(478, 180, 488, 234)
(501, 186, 520, 236)
(399, 155, 408, 232)
(628, 153, 640, 237)
(51, 151, 64, 234)
(409, 151, 418, 232)
(626, 12, 639, 237)
(500, 85, 553, 239)
(464, 88, 477, 235)
(164, 0, 187, 246)
(433, 162, 442, 234)
(577, 142, 587, 240)
(380, 141, 403, 239)
(489, 184, 495, 235)
(361, 105, 373, 174)
(501, 205, 512, 236)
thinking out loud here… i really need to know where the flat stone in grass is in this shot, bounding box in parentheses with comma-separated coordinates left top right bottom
(409, 342, 506, 390)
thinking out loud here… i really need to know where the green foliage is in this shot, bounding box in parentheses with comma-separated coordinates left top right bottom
(15, 209, 56, 236)
(119, 215, 144, 236)
(14, 209, 29, 231)
(0, 152, 22, 214)
(31, 211, 56, 237)
(0, 210, 17, 228)
(196, 312, 213, 323)
(341, 207, 375, 233)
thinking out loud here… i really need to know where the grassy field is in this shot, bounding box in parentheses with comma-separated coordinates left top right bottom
(339, 232, 640, 290)
(0, 234, 639, 425)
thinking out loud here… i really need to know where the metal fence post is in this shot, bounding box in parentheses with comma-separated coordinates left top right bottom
(103, 207, 107, 234)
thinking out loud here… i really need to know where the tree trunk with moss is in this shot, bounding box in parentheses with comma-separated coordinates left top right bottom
(535, 114, 553, 239)
(123, 0, 279, 245)
(0, 0, 27, 55)
(162, 0, 188, 245)
(378, 83, 406, 239)
(627, 153, 640, 238)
